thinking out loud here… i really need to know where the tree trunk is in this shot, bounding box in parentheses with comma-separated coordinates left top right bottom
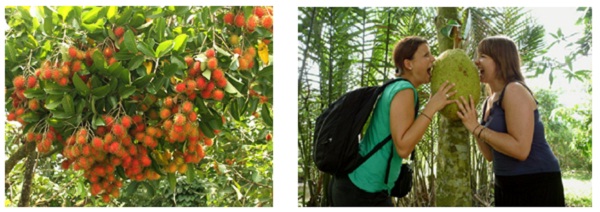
(434, 7, 472, 207)
(435, 7, 459, 51)
(435, 118, 472, 206)
(18, 148, 38, 207)
(5, 141, 35, 177)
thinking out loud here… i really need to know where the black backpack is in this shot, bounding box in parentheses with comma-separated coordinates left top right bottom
(313, 78, 416, 176)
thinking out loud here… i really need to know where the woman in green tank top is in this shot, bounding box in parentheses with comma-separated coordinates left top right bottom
(330, 36, 457, 206)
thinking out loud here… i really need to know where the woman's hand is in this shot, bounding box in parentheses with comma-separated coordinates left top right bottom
(424, 81, 457, 115)
(456, 95, 480, 133)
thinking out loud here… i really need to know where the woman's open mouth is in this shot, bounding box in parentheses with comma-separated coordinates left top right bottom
(427, 66, 433, 77)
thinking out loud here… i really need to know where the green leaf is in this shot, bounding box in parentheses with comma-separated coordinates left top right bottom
(80, 18, 105, 34)
(124, 29, 138, 54)
(170, 55, 186, 69)
(92, 114, 106, 127)
(25, 34, 39, 49)
(44, 95, 63, 110)
(77, 181, 85, 199)
(5, 42, 17, 62)
(441, 20, 461, 38)
(208, 118, 222, 131)
(162, 63, 178, 78)
(130, 12, 145, 28)
(116, 66, 131, 83)
(21, 111, 40, 123)
(106, 6, 118, 24)
(258, 65, 273, 77)
(247, 98, 259, 115)
(214, 45, 231, 57)
(155, 40, 174, 58)
(72, 74, 89, 96)
(91, 85, 110, 98)
(128, 55, 144, 70)
(43, 83, 70, 95)
(51, 111, 73, 119)
(224, 80, 242, 96)
(57, 6, 73, 22)
(230, 100, 240, 121)
(125, 181, 140, 197)
(113, 51, 134, 61)
(173, 34, 188, 52)
(261, 104, 272, 126)
(92, 50, 106, 71)
(137, 42, 155, 58)
(186, 165, 196, 183)
(229, 57, 240, 71)
(142, 182, 156, 197)
(194, 98, 209, 114)
(252, 170, 264, 183)
(62, 94, 75, 115)
(108, 96, 118, 110)
(43, 16, 54, 36)
(199, 122, 215, 138)
(82, 7, 102, 24)
(115, 7, 133, 26)
(132, 73, 155, 88)
(23, 88, 46, 99)
(154, 17, 166, 41)
(119, 85, 136, 99)
(167, 173, 176, 192)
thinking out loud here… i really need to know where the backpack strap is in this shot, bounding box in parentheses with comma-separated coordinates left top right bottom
(351, 77, 418, 184)
(354, 78, 411, 166)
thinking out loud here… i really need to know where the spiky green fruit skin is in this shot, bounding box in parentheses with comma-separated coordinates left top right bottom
(431, 49, 480, 121)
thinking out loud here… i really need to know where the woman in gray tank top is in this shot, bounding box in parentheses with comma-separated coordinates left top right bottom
(454, 35, 564, 206)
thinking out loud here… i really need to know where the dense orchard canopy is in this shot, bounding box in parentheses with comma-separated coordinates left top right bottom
(5, 6, 273, 206)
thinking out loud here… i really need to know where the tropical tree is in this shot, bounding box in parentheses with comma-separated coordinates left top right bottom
(5, 6, 273, 207)
(298, 7, 590, 207)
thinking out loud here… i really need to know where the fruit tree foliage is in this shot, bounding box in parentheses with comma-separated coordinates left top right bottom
(4, 6, 273, 206)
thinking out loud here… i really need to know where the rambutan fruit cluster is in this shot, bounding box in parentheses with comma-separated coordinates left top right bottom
(223, 6, 273, 33)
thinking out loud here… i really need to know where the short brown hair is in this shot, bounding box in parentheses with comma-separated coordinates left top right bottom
(477, 36, 524, 83)
(393, 36, 428, 75)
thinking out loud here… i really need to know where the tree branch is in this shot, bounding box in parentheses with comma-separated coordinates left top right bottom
(18, 148, 38, 207)
(5, 141, 35, 177)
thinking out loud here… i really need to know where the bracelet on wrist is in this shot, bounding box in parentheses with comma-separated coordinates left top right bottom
(478, 126, 486, 139)
(421, 113, 432, 122)
(472, 125, 482, 135)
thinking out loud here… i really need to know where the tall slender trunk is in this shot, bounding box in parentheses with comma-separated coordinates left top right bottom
(434, 7, 472, 207)
(327, 8, 334, 105)
(360, 9, 367, 86)
(383, 10, 392, 79)
(298, 7, 317, 94)
(298, 7, 318, 206)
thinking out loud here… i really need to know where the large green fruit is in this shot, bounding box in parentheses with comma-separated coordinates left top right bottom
(431, 49, 481, 121)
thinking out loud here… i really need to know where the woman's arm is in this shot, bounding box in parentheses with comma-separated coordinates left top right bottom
(390, 82, 456, 158)
(475, 136, 494, 161)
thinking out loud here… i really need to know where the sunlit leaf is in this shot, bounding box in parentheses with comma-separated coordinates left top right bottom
(106, 6, 118, 24)
(155, 40, 174, 58)
(173, 34, 188, 52)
